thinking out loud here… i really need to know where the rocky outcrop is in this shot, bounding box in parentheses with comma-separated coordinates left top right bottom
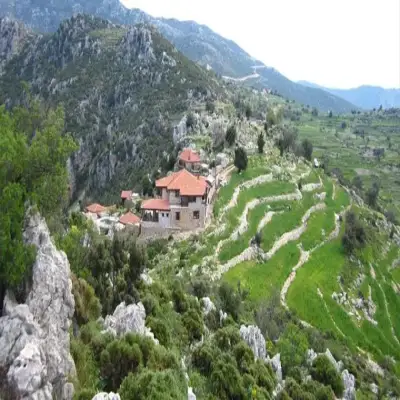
(271, 353, 283, 383)
(92, 392, 121, 400)
(342, 369, 356, 400)
(0, 213, 75, 399)
(188, 387, 196, 400)
(239, 325, 267, 361)
(325, 349, 343, 372)
(201, 297, 216, 316)
(102, 301, 158, 343)
(119, 26, 155, 64)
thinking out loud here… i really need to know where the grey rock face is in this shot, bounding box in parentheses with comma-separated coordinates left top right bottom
(0, 213, 75, 399)
(325, 348, 343, 372)
(119, 26, 155, 64)
(92, 392, 121, 400)
(342, 369, 356, 400)
(201, 297, 215, 316)
(102, 302, 158, 343)
(0, 17, 32, 74)
(239, 325, 267, 361)
(306, 349, 318, 365)
(188, 387, 196, 400)
(271, 353, 283, 383)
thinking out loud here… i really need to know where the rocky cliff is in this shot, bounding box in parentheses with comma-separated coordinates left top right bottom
(0, 213, 75, 399)
(0, 14, 224, 202)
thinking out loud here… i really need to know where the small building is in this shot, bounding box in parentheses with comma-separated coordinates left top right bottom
(86, 203, 106, 218)
(141, 169, 213, 231)
(119, 211, 141, 227)
(178, 148, 201, 173)
(121, 190, 133, 203)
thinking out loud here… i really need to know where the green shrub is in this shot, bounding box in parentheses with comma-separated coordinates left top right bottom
(147, 317, 170, 346)
(183, 308, 204, 342)
(311, 355, 344, 397)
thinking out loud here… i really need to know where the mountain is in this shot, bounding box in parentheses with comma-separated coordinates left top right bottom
(0, 0, 357, 113)
(0, 15, 224, 201)
(299, 81, 400, 110)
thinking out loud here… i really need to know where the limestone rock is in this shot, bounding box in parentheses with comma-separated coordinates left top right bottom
(239, 325, 267, 361)
(271, 353, 283, 382)
(201, 297, 215, 316)
(219, 309, 227, 324)
(140, 270, 153, 286)
(370, 383, 379, 395)
(92, 392, 121, 400)
(188, 387, 196, 400)
(342, 369, 356, 400)
(102, 301, 158, 343)
(0, 213, 75, 399)
(306, 349, 318, 365)
(325, 349, 343, 372)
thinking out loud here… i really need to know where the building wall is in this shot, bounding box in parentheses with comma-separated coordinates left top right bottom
(159, 211, 171, 228)
(161, 188, 168, 200)
(170, 202, 206, 230)
(168, 190, 181, 205)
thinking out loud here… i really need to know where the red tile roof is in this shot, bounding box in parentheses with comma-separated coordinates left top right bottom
(86, 203, 106, 214)
(121, 190, 132, 200)
(119, 212, 141, 225)
(179, 148, 201, 163)
(155, 169, 207, 197)
(141, 199, 171, 211)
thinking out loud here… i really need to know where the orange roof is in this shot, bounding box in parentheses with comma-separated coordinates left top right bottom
(119, 212, 140, 225)
(155, 169, 207, 197)
(121, 190, 132, 200)
(86, 203, 106, 214)
(141, 199, 171, 211)
(179, 148, 201, 163)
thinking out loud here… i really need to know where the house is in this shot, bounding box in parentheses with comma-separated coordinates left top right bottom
(86, 203, 106, 218)
(121, 190, 133, 204)
(178, 148, 201, 173)
(119, 211, 141, 226)
(141, 169, 215, 231)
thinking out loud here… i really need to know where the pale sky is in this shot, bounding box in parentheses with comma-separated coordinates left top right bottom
(121, 0, 400, 89)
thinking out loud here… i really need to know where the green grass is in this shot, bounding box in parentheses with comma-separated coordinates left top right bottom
(300, 208, 335, 250)
(224, 242, 300, 302)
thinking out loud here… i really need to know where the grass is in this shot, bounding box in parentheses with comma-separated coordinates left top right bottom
(224, 242, 300, 302)
(300, 208, 335, 250)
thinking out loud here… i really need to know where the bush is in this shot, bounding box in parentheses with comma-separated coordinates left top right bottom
(302, 139, 313, 161)
(206, 101, 216, 114)
(225, 125, 237, 146)
(186, 112, 195, 129)
(342, 211, 366, 254)
(147, 317, 170, 346)
(218, 282, 242, 320)
(311, 355, 344, 397)
(234, 147, 248, 173)
(183, 308, 204, 342)
(191, 279, 210, 298)
(192, 343, 220, 376)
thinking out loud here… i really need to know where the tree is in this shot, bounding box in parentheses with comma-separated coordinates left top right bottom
(366, 182, 380, 208)
(311, 107, 319, 117)
(234, 147, 248, 173)
(245, 105, 252, 120)
(225, 125, 237, 146)
(373, 148, 385, 162)
(186, 112, 195, 129)
(352, 176, 363, 191)
(328, 111, 333, 118)
(206, 101, 216, 114)
(341, 121, 347, 129)
(218, 282, 242, 320)
(0, 99, 76, 309)
(342, 211, 366, 254)
(276, 126, 298, 156)
(257, 133, 265, 154)
(302, 139, 313, 161)
(278, 323, 309, 373)
(311, 356, 344, 397)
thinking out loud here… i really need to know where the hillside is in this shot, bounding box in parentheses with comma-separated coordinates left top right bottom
(299, 81, 400, 110)
(0, 0, 357, 113)
(0, 15, 225, 201)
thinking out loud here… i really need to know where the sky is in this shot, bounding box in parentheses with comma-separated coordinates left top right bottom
(121, 0, 400, 89)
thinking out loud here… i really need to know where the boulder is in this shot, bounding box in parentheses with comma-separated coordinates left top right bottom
(102, 302, 158, 343)
(239, 325, 267, 361)
(271, 353, 283, 382)
(342, 370, 356, 400)
(219, 310, 227, 325)
(0, 213, 75, 399)
(201, 297, 216, 316)
(325, 349, 343, 372)
(306, 349, 318, 365)
(92, 393, 121, 400)
(370, 383, 379, 395)
(188, 387, 196, 400)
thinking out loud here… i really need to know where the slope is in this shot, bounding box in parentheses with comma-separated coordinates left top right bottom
(0, 14, 224, 201)
(0, 0, 357, 113)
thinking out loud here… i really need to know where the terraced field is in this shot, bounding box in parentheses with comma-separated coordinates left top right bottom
(154, 152, 400, 367)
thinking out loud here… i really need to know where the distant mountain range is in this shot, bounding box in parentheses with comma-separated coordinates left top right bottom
(298, 81, 400, 110)
(0, 0, 357, 113)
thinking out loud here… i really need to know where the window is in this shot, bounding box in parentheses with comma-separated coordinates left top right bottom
(193, 211, 200, 220)
(161, 213, 164, 217)
(166, 213, 169, 217)
(175, 190, 180, 197)
(176, 212, 180, 221)
(188, 196, 196, 203)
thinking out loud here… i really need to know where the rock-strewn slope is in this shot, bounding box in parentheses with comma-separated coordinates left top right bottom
(0, 14, 223, 201)
(0, 213, 75, 399)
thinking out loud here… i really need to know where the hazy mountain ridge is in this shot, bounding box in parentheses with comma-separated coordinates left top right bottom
(299, 80, 400, 109)
(0, 0, 357, 113)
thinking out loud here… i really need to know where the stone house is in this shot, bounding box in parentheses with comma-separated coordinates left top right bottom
(141, 169, 215, 232)
(178, 148, 201, 173)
